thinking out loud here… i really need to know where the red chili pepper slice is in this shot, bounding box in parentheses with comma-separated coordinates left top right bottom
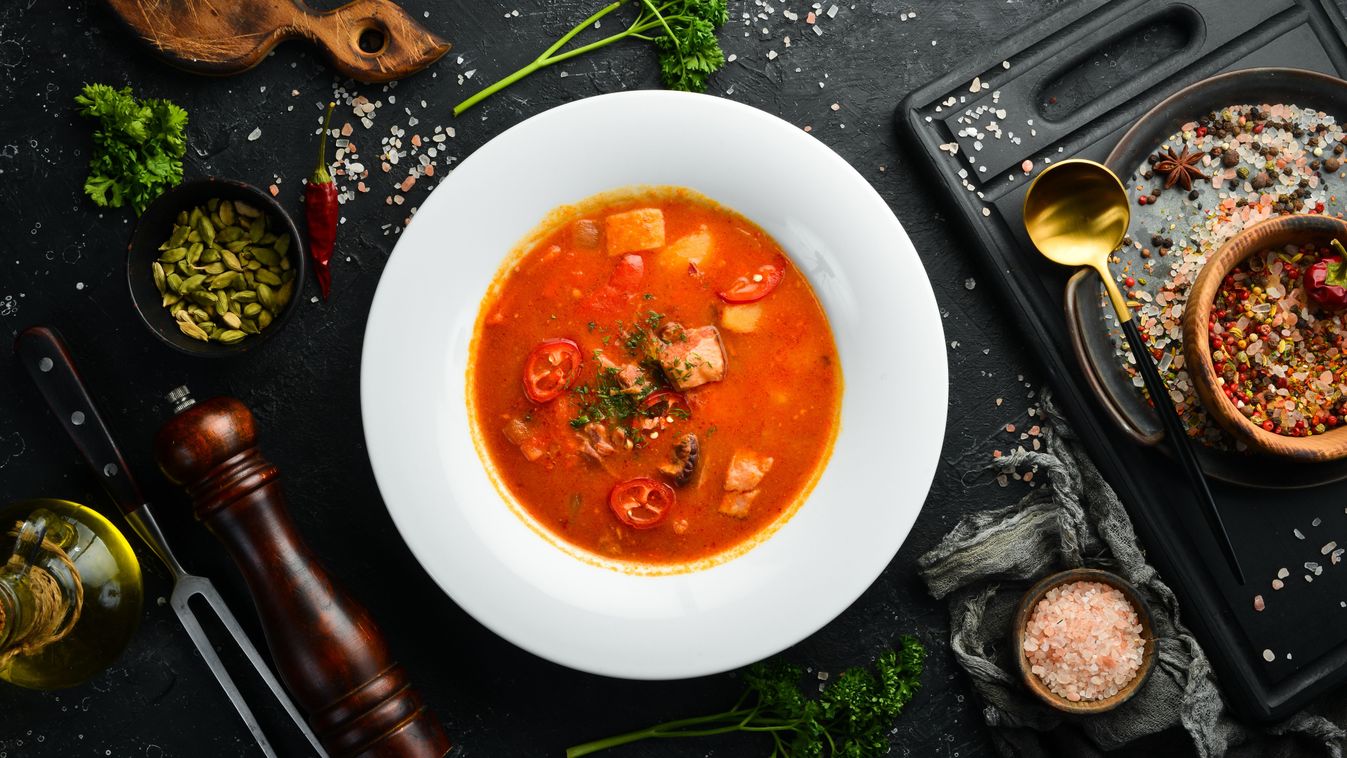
(718, 259, 785, 303)
(608, 477, 675, 529)
(306, 102, 339, 300)
(522, 338, 583, 403)
(639, 390, 689, 419)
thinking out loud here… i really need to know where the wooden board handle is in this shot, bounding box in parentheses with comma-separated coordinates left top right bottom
(154, 396, 451, 758)
(103, 0, 449, 83)
(290, 0, 450, 82)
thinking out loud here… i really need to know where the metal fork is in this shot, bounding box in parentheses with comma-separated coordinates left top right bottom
(16, 326, 326, 758)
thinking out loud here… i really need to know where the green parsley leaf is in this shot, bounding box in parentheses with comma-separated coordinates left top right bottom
(75, 83, 188, 215)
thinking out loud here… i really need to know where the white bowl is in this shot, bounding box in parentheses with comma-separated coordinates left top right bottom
(361, 91, 947, 679)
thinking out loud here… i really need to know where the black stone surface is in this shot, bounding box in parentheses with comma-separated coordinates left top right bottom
(0, 0, 1139, 756)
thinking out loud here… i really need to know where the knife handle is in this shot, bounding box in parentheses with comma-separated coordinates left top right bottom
(14, 326, 146, 515)
(154, 395, 451, 758)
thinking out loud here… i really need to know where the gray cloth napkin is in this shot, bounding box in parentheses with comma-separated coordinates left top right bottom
(918, 392, 1347, 757)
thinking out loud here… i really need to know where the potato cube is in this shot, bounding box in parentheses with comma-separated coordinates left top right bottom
(605, 208, 665, 254)
(719, 303, 762, 333)
(662, 228, 713, 269)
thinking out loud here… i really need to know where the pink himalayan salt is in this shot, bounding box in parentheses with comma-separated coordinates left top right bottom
(1022, 580, 1145, 702)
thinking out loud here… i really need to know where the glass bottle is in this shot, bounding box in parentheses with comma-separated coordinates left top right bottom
(0, 499, 142, 689)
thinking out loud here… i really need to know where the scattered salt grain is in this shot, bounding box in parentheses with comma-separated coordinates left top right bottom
(247, 127, 262, 142)
(1021, 581, 1145, 702)
(1263, 649, 1276, 662)
(1253, 595, 1265, 611)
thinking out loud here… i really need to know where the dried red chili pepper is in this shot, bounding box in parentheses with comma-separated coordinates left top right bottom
(1303, 239, 1347, 312)
(306, 102, 338, 300)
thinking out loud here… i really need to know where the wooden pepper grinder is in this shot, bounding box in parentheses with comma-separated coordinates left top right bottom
(153, 387, 451, 758)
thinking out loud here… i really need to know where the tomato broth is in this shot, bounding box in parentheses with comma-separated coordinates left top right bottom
(469, 188, 841, 569)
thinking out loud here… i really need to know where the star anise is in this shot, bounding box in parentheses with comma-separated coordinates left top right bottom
(1154, 146, 1208, 192)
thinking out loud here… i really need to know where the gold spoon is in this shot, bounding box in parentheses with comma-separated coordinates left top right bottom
(1023, 158, 1244, 585)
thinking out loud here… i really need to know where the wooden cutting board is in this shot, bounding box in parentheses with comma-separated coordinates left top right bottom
(104, 0, 450, 83)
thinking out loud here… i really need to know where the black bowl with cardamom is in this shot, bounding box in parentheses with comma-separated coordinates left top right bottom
(127, 178, 306, 357)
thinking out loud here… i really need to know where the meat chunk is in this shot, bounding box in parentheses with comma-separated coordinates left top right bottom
(502, 418, 545, 462)
(658, 434, 700, 486)
(719, 490, 760, 519)
(572, 219, 600, 249)
(657, 325, 726, 390)
(725, 451, 774, 492)
(605, 208, 665, 254)
(599, 355, 650, 394)
(576, 422, 616, 462)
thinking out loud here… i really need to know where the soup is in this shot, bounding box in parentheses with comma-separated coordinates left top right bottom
(469, 188, 841, 568)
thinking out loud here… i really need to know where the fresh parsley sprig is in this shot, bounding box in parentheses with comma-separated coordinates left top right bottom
(453, 0, 729, 116)
(565, 636, 926, 757)
(74, 83, 188, 214)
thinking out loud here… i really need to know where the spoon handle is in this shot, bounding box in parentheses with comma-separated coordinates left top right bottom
(1121, 317, 1245, 584)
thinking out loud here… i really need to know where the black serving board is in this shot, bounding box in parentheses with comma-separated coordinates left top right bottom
(898, 0, 1347, 722)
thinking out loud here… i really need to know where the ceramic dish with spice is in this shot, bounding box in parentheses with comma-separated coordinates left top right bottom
(1013, 568, 1155, 714)
(127, 178, 306, 357)
(1066, 68, 1347, 487)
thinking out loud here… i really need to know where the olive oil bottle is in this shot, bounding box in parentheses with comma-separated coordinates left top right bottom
(0, 499, 142, 689)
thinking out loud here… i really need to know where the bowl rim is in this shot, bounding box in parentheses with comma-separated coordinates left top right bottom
(126, 177, 307, 358)
(1012, 567, 1157, 714)
(1181, 214, 1347, 461)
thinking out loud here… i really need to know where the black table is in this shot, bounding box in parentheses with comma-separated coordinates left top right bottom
(0, 0, 1087, 755)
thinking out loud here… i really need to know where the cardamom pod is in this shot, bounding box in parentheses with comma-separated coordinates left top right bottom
(257, 283, 275, 310)
(152, 262, 166, 295)
(161, 225, 189, 250)
(181, 274, 207, 293)
(218, 200, 235, 226)
(178, 320, 209, 342)
(197, 216, 216, 246)
(250, 246, 280, 267)
(235, 201, 261, 218)
(215, 330, 246, 344)
(222, 312, 242, 329)
(255, 268, 282, 286)
(242, 303, 263, 318)
(223, 250, 244, 272)
(274, 280, 294, 310)
(159, 247, 187, 264)
(257, 310, 273, 329)
(208, 272, 239, 290)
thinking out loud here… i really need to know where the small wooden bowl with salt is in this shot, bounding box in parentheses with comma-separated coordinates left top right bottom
(1012, 568, 1156, 714)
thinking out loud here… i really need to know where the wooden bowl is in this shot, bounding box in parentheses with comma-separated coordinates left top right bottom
(1012, 568, 1155, 714)
(1182, 214, 1347, 461)
(127, 178, 306, 358)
